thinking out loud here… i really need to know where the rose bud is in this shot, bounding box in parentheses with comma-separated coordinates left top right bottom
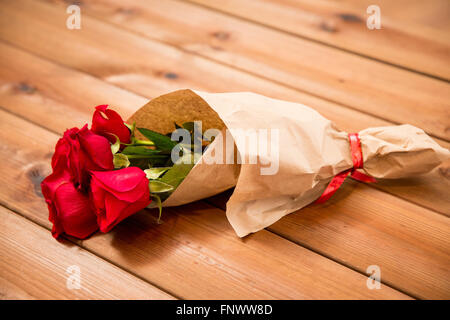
(90, 167, 151, 233)
(41, 160, 98, 239)
(91, 105, 131, 145)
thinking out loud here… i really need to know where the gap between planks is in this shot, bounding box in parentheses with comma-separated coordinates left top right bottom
(68, 15, 448, 143)
(0, 202, 180, 299)
(53, 0, 450, 143)
(0, 103, 415, 299)
(0, 12, 446, 296)
(1, 2, 445, 139)
(205, 197, 423, 300)
(0, 1, 442, 298)
(0, 202, 177, 299)
(183, 0, 450, 82)
(0, 40, 446, 293)
(0, 105, 412, 300)
(0, 38, 447, 219)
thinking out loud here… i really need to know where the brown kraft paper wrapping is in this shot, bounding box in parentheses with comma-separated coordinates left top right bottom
(128, 89, 450, 237)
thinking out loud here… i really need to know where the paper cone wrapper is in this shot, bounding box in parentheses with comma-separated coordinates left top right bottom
(128, 89, 450, 237)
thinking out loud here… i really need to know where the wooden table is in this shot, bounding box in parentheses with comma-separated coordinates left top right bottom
(0, 0, 449, 300)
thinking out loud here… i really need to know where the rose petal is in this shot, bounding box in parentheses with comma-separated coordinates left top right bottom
(53, 182, 98, 239)
(78, 126, 114, 171)
(91, 105, 131, 144)
(90, 167, 151, 233)
(91, 168, 149, 202)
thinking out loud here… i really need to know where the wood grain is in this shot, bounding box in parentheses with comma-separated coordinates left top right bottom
(0, 206, 175, 299)
(0, 41, 448, 300)
(0, 0, 449, 141)
(0, 0, 448, 299)
(188, 0, 450, 80)
(339, 0, 450, 32)
(0, 109, 407, 299)
(0, 17, 448, 216)
(208, 180, 450, 300)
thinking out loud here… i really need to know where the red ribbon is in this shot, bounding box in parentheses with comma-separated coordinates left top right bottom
(315, 133, 376, 204)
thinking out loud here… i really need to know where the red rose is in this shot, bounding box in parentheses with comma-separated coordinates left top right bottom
(41, 169, 98, 239)
(92, 105, 131, 145)
(53, 125, 114, 189)
(90, 167, 151, 233)
(41, 125, 114, 239)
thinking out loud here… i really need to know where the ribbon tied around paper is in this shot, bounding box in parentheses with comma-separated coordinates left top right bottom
(315, 133, 377, 204)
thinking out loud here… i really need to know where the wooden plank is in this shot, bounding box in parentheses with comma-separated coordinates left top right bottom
(0, 206, 174, 299)
(0, 48, 148, 134)
(208, 178, 450, 300)
(188, 0, 450, 80)
(0, 8, 448, 217)
(273, 184, 450, 299)
(0, 17, 448, 298)
(1, 0, 449, 141)
(338, 0, 450, 32)
(0, 36, 449, 301)
(0, 110, 407, 299)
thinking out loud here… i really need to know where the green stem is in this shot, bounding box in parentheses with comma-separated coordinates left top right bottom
(133, 139, 154, 146)
(125, 154, 166, 159)
(122, 140, 155, 147)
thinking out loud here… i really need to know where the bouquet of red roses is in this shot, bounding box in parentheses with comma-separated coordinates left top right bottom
(41, 103, 200, 239)
(42, 89, 449, 240)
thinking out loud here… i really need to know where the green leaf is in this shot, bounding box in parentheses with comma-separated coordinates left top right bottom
(137, 127, 177, 151)
(149, 180, 174, 193)
(113, 153, 130, 169)
(144, 167, 170, 180)
(182, 122, 195, 132)
(122, 147, 170, 167)
(158, 153, 195, 190)
(110, 134, 120, 154)
(122, 146, 162, 156)
(182, 121, 203, 152)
